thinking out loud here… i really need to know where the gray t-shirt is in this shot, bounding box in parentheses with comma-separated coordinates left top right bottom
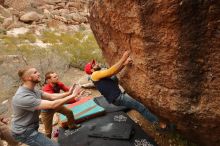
(11, 86, 42, 134)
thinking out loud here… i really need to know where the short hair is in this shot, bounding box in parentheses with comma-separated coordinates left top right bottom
(44, 71, 55, 84)
(18, 67, 32, 81)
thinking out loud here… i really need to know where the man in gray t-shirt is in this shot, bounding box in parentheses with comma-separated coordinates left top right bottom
(12, 86, 42, 134)
(11, 67, 81, 146)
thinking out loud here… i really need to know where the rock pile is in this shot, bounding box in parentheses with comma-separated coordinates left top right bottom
(0, 0, 90, 30)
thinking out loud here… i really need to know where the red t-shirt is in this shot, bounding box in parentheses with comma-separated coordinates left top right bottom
(42, 82, 76, 103)
(42, 82, 69, 93)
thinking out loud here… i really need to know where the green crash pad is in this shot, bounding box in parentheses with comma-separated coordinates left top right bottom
(59, 98, 105, 127)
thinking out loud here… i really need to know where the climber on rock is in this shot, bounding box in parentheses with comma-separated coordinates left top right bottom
(84, 50, 169, 131)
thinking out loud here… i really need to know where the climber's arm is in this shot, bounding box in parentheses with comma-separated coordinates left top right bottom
(91, 51, 130, 81)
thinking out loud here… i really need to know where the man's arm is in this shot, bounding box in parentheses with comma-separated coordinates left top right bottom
(42, 84, 75, 100)
(35, 85, 81, 110)
(91, 51, 130, 81)
(42, 91, 70, 100)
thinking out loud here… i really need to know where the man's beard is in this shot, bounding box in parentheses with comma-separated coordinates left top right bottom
(32, 80, 40, 83)
(32, 77, 41, 83)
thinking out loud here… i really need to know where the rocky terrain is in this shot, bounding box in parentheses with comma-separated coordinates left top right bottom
(0, 0, 90, 31)
(89, 0, 220, 146)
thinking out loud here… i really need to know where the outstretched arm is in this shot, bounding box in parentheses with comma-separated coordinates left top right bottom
(92, 51, 131, 81)
(35, 85, 81, 110)
(42, 92, 70, 100)
(42, 83, 75, 100)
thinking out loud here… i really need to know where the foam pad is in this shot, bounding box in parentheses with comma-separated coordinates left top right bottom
(58, 112, 157, 146)
(59, 97, 105, 127)
(66, 96, 94, 108)
(88, 122, 133, 140)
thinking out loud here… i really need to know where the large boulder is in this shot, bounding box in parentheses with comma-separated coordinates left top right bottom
(89, 0, 220, 145)
(20, 11, 42, 23)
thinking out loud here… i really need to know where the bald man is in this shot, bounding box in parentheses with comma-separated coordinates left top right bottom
(11, 67, 81, 146)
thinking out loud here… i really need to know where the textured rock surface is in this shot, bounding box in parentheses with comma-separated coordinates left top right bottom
(0, 0, 91, 30)
(0, 0, 5, 6)
(89, 0, 220, 145)
(0, 5, 11, 17)
(20, 11, 42, 23)
(4, 0, 31, 10)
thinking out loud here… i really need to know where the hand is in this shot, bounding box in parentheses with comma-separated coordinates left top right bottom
(78, 90, 85, 97)
(74, 90, 85, 101)
(123, 57, 133, 66)
(68, 83, 76, 95)
(71, 85, 82, 97)
(122, 50, 131, 59)
(1, 118, 9, 124)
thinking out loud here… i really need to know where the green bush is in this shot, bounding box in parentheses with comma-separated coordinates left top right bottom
(18, 33, 37, 43)
(0, 28, 6, 35)
(39, 30, 105, 69)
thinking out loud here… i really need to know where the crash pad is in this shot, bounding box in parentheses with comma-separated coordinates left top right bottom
(59, 98, 105, 127)
(88, 122, 133, 140)
(58, 111, 157, 146)
(66, 96, 94, 108)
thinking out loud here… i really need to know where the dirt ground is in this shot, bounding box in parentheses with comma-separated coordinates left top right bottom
(1, 68, 195, 146)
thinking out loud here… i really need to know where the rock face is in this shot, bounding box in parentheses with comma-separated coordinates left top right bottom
(89, 0, 220, 145)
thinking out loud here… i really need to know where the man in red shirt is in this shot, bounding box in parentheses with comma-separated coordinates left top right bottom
(43, 72, 69, 94)
(41, 71, 79, 138)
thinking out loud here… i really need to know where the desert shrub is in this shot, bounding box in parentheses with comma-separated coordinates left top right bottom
(40, 30, 105, 69)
